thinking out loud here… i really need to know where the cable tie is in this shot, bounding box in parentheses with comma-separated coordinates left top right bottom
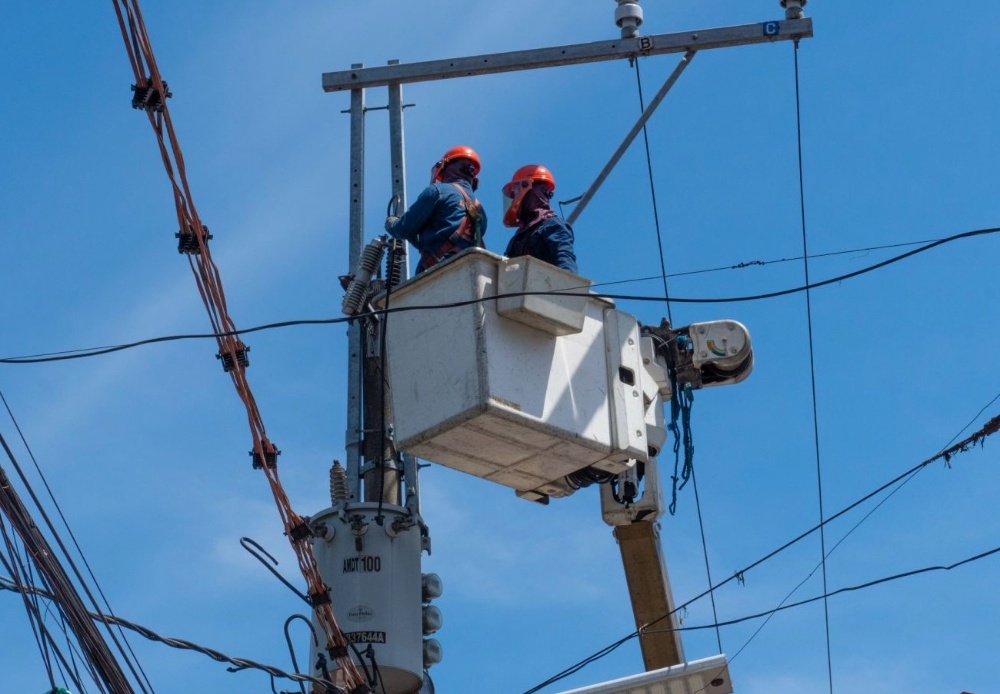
(130, 79, 172, 112)
(217, 342, 250, 372)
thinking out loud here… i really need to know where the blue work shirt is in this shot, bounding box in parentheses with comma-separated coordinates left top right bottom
(386, 180, 487, 272)
(505, 215, 578, 274)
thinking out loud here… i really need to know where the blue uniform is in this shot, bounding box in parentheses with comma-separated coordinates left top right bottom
(504, 215, 578, 274)
(386, 180, 487, 273)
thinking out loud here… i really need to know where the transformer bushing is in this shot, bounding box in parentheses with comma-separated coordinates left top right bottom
(780, 0, 807, 20)
(614, 0, 643, 38)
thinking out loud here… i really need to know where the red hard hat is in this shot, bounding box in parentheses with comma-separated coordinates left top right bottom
(503, 164, 555, 197)
(438, 145, 481, 175)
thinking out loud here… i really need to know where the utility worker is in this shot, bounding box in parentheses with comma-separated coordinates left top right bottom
(502, 165, 578, 274)
(384, 145, 487, 273)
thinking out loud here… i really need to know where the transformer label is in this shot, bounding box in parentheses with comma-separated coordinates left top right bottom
(347, 605, 375, 622)
(345, 631, 387, 644)
(343, 555, 382, 573)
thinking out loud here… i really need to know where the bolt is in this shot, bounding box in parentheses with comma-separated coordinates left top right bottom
(633, 390, 639, 397)
(697, 326, 706, 334)
(628, 338, 635, 345)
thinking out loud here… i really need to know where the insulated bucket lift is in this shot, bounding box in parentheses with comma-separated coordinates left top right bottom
(322, 2, 811, 690)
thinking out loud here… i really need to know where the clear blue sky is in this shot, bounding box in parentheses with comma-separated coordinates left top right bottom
(2, 2, 999, 693)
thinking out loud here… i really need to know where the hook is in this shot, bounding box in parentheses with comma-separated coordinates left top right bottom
(240, 537, 310, 604)
(284, 614, 319, 694)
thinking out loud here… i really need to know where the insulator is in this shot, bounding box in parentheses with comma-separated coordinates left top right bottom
(614, 0, 643, 39)
(342, 238, 387, 315)
(330, 460, 350, 504)
(780, 0, 806, 19)
(385, 238, 407, 288)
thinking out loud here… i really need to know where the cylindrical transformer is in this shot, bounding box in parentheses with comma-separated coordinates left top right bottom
(310, 502, 424, 693)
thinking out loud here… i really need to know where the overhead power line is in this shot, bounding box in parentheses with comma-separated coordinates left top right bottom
(3, 226, 998, 366)
(522, 410, 1000, 693)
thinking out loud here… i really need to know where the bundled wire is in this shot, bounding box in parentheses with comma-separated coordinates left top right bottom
(109, 1, 363, 688)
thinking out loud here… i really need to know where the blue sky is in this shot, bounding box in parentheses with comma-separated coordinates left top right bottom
(2, 2, 999, 693)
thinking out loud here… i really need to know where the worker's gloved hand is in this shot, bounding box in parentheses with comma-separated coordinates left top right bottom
(384, 216, 400, 232)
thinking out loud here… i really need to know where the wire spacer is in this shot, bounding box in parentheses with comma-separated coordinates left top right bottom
(130, 79, 172, 112)
(176, 224, 213, 254)
(217, 342, 250, 372)
(250, 442, 279, 470)
(288, 518, 313, 543)
(309, 587, 332, 607)
(326, 644, 348, 660)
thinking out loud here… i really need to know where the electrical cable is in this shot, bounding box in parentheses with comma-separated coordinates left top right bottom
(0, 414, 150, 692)
(522, 409, 1000, 692)
(0, 516, 55, 689)
(4, 225, 998, 367)
(109, 1, 366, 685)
(632, 57, 673, 325)
(0, 577, 344, 691)
(791, 38, 834, 694)
(0, 389, 153, 692)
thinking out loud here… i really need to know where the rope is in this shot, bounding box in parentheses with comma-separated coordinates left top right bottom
(792, 38, 834, 693)
(109, 1, 363, 687)
(666, 383, 694, 515)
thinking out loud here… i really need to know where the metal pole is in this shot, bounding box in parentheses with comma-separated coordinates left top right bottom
(566, 50, 696, 226)
(345, 69, 365, 502)
(387, 64, 410, 278)
(386, 66, 423, 516)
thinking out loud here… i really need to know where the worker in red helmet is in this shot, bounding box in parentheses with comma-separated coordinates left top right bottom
(502, 165, 578, 274)
(385, 145, 487, 273)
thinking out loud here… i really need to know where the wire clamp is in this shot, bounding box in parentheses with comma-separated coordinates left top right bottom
(130, 79, 172, 112)
(308, 587, 332, 607)
(217, 342, 250, 372)
(288, 518, 313, 543)
(250, 442, 279, 470)
(176, 224, 213, 254)
(326, 645, 349, 660)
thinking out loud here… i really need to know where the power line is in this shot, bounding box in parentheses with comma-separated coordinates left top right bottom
(790, 38, 833, 694)
(0, 390, 154, 692)
(522, 409, 1000, 692)
(0, 577, 345, 692)
(3, 226, 998, 366)
(523, 541, 1000, 694)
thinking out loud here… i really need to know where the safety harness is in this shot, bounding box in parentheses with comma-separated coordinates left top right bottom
(419, 183, 484, 271)
(506, 210, 556, 259)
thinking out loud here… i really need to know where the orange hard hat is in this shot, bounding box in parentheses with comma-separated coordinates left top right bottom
(502, 164, 555, 197)
(502, 164, 555, 227)
(436, 145, 481, 176)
